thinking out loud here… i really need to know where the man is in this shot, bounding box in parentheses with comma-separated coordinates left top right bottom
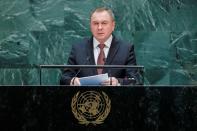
(60, 7, 139, 86)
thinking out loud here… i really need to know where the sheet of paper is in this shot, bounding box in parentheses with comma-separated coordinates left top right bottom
(79, 73, 109, 86)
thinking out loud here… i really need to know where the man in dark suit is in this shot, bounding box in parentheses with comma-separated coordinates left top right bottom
(60, 7, 139, 86)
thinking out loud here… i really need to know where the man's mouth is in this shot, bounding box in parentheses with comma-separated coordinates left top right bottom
(98, 33, 104, 35)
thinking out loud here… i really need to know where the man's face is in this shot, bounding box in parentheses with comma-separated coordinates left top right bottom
(90, 11, 115, 43)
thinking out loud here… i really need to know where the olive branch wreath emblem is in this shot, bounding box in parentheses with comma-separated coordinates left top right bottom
(71, 91, 111, 125)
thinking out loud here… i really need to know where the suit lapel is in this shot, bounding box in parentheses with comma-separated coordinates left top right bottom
(86, 37, 98, 75)
(105, 36, 120, 65)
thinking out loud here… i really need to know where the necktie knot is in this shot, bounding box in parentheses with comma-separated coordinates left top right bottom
(98, 44, 105, 50)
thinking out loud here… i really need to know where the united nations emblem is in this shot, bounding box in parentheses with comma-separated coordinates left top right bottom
(71, 91, 111, 125)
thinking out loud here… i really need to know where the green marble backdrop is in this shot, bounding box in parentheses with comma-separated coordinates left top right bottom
(0, 0, 196, 85)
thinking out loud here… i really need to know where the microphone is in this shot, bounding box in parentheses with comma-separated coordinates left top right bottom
(72, 56, 90, 85)
(124, 72, 140, 85)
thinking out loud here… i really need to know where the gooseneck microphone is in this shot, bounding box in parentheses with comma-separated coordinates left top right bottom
(72, 56, 90, 85)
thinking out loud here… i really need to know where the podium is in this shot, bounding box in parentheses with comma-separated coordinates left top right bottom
(0, 86, 196, 131)
(39, 65, 145, 85)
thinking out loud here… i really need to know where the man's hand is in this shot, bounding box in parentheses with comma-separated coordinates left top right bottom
(70, 77, 81, 86)
(101, 77, 119, 86)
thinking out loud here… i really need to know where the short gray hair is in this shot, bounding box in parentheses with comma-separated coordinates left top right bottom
(90, 7, 115, 21)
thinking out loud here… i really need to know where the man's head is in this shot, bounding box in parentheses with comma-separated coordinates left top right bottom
(90, 7, 115, 43)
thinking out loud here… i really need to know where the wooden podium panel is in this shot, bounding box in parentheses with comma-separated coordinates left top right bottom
(0, 86, 196, 131)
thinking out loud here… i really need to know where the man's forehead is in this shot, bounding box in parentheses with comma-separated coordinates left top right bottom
(91, 11, 112, 21)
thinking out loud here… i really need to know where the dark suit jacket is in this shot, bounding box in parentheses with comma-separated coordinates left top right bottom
(60, 35, 140, 85)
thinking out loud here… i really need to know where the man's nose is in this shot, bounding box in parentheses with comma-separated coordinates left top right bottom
(98, 24, 103, 30)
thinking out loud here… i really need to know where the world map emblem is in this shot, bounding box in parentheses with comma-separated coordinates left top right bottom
(71, 91, 111, 125)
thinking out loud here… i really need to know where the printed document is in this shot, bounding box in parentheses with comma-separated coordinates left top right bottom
(79, 73, 109, 86)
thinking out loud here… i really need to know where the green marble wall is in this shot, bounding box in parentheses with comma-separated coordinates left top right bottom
(0, 0, 197, 85)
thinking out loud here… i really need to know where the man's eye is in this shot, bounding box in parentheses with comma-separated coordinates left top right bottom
(102, 22, 107, 25)
(93, 22, 99, 25)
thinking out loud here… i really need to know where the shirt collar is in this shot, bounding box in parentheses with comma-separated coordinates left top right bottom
(93, 35, 113, 49)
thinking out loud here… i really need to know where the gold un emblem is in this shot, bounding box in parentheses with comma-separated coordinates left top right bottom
(71, 91, 111, 125)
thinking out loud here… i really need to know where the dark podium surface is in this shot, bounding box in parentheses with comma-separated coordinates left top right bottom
(0, 86, 197, 131)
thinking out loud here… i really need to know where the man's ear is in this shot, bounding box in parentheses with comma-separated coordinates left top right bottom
(112, 21, 115, 31)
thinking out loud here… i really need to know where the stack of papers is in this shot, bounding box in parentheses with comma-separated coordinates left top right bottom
(79, 73, 109, 86)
